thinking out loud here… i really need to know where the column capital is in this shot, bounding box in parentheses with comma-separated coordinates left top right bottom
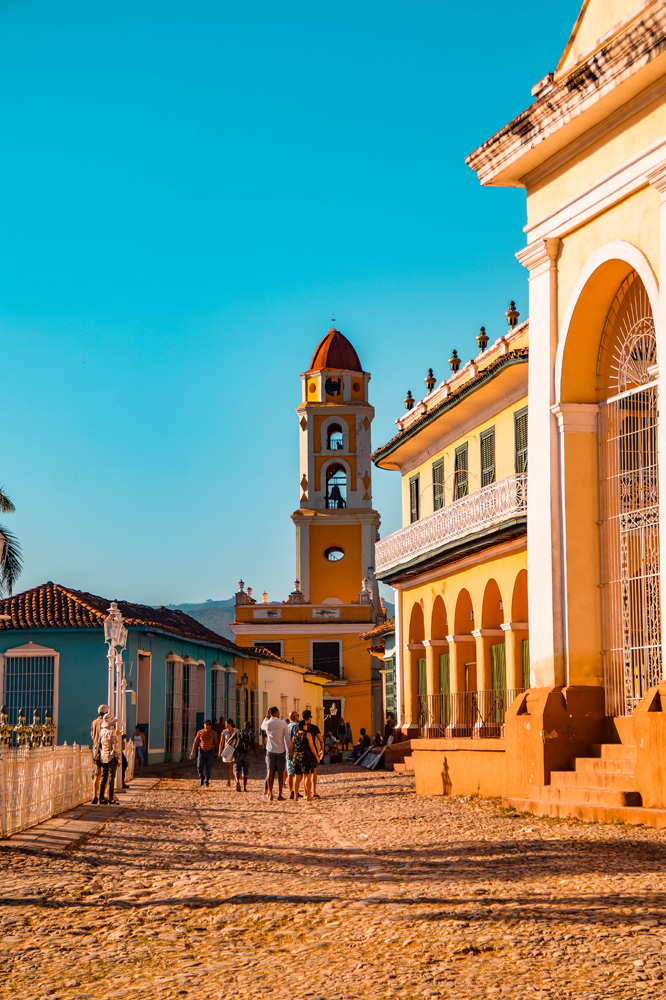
(516, 236, 563, 276)
(404, 643, 424, 651)
(501, 621, 529, 631)
(445, 634, 475, 643)
(551, 402, 598, 433)
(471, 628, 505, 638)
(422, 638, 449, 648)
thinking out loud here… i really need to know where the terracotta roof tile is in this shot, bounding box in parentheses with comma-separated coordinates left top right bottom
(0, 581, 242, 652)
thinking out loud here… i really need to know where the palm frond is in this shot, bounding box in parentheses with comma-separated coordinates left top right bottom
(0, 526, 22, 596)
(0, 488, 15, 515)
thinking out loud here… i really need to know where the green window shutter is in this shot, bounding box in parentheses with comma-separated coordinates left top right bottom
(480, 427, 495, 486)
(409, 475, 420, 523)
(491, 643, 507, 691)
(515, 407, 528, 474)
(432, 458, 444, 511)
(385, 656, 396, 716)
(439, 653, 450, 695)
(522, 639, 530, 689)
(454, 443, 468, 499)
(418, 659, 427, 698)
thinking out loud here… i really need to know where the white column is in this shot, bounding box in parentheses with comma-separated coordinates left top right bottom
(393, 586, 402, 727)
(516, 236, 564, 687)
(647, 164, 666, 676)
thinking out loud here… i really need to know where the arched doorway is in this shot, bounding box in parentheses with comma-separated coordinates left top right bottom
(597, 271, 661, 715)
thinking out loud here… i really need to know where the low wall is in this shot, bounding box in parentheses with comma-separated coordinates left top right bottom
(633, 682, 666, 809)
(412, 738, 506, 797)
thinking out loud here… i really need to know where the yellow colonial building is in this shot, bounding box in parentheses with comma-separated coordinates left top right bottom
(374, 313, 529, 741)
(231, 328, 385, 739)
(375, 1, 666, 824)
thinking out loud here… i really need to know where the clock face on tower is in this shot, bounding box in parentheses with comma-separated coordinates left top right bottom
(325, 377, 342, 396)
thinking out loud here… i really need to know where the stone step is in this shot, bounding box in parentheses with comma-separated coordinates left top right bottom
(551, 769, 636, 791)
(530, 784, 642, 807)
(574, 756, 635, 776)
(393, 757, 414, 772)
(505, 797, 666, 830)
(590, 743, 637, 761)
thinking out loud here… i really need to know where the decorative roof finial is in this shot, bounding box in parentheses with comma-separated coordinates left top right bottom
(476, 326, 488, 352)
(506, 301, 519, 329)
(404, 390, 414, 411)
(449, 349, 461, 373)
(424, 368, 436, 394)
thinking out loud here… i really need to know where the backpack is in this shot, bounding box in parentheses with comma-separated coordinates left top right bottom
(236, 728, 252, 753)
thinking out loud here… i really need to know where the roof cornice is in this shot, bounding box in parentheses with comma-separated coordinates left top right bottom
(466, 5, 666, 188)
(372, 352, 528, 466)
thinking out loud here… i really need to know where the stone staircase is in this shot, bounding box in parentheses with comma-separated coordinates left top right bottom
(392, 756, 414, 773)
(507, 743, 666, 828)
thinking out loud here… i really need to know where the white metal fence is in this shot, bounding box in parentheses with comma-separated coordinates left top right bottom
(0, 742, 136, 838)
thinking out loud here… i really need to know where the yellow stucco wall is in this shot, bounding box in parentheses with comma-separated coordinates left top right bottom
(528, 101, 665, 231)
(400, 396, 528, 523)
(558, 0, 650, 77)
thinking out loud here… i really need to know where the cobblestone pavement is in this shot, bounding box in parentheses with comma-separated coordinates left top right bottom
(2, 763, 666, 1000)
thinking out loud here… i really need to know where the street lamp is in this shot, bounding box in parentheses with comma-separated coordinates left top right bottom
(104, 601, 127, 722)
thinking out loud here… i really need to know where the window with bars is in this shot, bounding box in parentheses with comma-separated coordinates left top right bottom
(1, 649, 56, 733)
(432, 458, 444, 511)
(409, 474, 420, 523)
(515, 407, 528, 473)
(480, 427, 495, 486)
(454, 444, 468, 498)
(211, 667, 226, 725)
(280, 694, 288, 718)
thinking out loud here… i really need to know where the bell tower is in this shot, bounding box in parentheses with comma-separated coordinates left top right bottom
(292, 328, 381, 608)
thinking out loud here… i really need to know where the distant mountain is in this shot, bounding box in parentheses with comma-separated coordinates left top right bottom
(167, 596, 394, 643)
(166, 598, 237, 641)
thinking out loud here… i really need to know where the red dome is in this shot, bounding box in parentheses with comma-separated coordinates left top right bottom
(308, 328, 363, 373)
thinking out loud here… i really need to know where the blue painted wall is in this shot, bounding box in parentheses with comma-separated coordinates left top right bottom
(0, 627, 235, 763)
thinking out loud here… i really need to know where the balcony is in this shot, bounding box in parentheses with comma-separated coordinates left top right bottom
(375, 473, 527, 577)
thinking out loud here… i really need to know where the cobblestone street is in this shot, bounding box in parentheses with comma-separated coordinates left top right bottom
(2, 764, 666, 999)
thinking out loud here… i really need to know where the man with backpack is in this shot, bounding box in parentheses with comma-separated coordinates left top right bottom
(234, 720, 258, 791)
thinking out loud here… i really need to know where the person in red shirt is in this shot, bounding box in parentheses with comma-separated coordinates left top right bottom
(189, 720, 219, 787)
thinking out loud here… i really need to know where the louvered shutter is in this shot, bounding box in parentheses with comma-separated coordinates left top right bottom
(480, 428, 495, 486)
(454, 444, 468, 498)
(409, 475, 420, 523)
(432, 459, 444, 511)
(515, 407, 528, 473)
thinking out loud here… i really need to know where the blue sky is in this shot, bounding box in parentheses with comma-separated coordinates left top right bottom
(0, 0, 582, 605)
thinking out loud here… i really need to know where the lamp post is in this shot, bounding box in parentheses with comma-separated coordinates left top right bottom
(104, 601, 128, 722)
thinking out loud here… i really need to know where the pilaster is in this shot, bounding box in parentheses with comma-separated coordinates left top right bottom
(516, 236, 564, 687)
(647, 165, 666, 675)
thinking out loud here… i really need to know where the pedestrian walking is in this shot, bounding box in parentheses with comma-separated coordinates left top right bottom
(301, 709, 324, 798)
(290, 720, 319, 802)
(345, 722, 353, 749)
(220, 718, 239, 786)
(133, 726, 146, 770)
(260, 706, 290, 801)
(286, 711, 300, 797)
(98, 713, 121, 805)
(90, 703, 109, 804)
(189, 719, 219, 787)
(233, 721, 257, 791)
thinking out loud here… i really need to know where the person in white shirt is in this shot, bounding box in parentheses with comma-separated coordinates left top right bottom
(260, 707, 290, 801)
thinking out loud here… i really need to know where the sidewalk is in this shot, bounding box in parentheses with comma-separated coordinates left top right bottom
(0, 775, 159, 852)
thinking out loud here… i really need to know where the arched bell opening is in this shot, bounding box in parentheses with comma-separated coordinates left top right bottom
(325, 463, 347, 509)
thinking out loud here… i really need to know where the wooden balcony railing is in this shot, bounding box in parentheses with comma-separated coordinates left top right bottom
(376, 473, 527, 577)
(418, 689, 525, 739)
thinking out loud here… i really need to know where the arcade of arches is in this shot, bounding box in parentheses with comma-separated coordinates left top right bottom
(401, 566, 528, 730)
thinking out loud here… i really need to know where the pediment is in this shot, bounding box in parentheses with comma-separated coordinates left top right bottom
(557, 0, 655, 78)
